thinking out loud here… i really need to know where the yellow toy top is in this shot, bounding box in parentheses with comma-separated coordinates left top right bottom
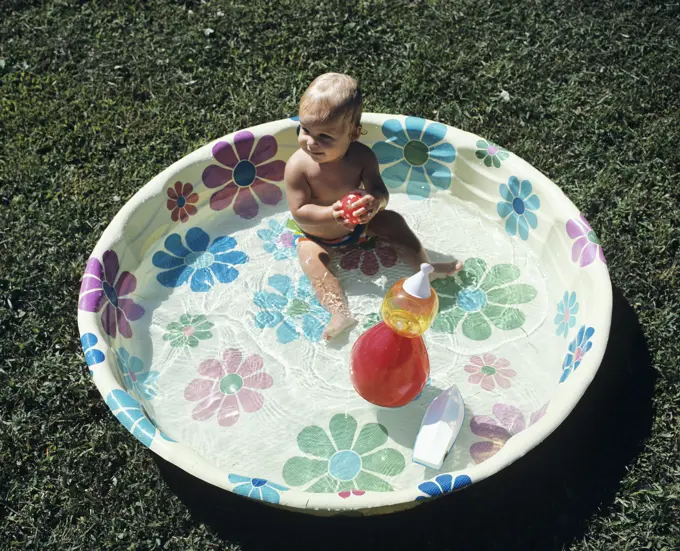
(380, 263, 439, 337)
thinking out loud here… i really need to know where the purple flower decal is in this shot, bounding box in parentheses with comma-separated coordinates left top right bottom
(167, 181, 199, 223)
(202, 131, 286, 219)
(78, 251, 145, 338)
(566, 214, 605, 267)
(339, 237, 398, 276)
(469, 403, 548, 464)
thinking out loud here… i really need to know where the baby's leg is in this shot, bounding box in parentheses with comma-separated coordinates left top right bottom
(296, 239, 357, 340)
(367, 210, 462, 277)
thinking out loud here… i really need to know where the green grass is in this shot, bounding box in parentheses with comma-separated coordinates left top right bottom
(1, 0, 678, 549)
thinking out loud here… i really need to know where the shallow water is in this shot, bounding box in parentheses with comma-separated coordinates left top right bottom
(107, 190, 563, 491)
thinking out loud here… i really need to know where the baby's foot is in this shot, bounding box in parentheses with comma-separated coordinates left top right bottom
(323, 312, 358, 340)
(430, 260, 463, 280)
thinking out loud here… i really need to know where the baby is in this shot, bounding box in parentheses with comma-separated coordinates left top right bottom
(285, 73, 462, 340)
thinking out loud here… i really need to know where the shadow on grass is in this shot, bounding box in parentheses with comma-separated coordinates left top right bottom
(153, 286, 655, 551)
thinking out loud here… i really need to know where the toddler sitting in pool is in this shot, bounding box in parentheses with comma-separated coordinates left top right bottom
(285, 73, 462, 340)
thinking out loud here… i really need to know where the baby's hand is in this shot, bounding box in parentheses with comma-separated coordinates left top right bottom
(350, 193, 382, 224)
(331, 201, 356, 230)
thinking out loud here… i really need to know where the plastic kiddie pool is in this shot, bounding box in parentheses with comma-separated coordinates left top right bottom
(78, 114, 612, 514)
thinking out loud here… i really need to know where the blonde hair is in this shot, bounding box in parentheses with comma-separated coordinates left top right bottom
(299, 73, 363, 129)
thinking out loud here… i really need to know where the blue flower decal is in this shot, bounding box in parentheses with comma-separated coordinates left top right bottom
(228, 474, 288, 504)
(372, 117, 456, 200)
(416, 474, 472, 501)
(105, 389, 159, 447)
(555, 291, 579, 337)
(81, 333, 105, 374)
(497, 176, 540, 240)
(256, 219, 299, 260)
(152, 227, 248, 292)
(254, 274, 331, 344)
(560, 325, 595, 383)
(115, 348, 159, 401)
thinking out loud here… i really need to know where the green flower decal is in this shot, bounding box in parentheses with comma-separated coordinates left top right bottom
(475, 140, 510, 168)
(283, 414, 405, 493)
(432, 258, 537, 341)
(163, 314, 214, 348)
(362, 312, 381, 330)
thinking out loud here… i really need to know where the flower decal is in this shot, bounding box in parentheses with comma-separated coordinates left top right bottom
(339, 237, 398, 276)
(163, 314, 214, 348)
(152, 228, 247, 292)
(372, 117, 455, 199)
(81, 333, 105, 372)
(416, 474, 472, 501)
(254, 274, 330, 344)
(362, 313, 381, 330)
(202, 131, 285, 219)
(283, 413, 405, 493)
(464, 353, 516, 391)
(256, 219, 300, 261)
(431, 258, 537, 341)
(560, 325, 595, 382)
(555, 291, 579, 337)
(184, 348, 273, 427)
(339, 490, 365, 499)
(567, 214, 606, 266)
(78, 251, 145, 338)
(228, 474, 288, 504)
(497, 176, 540, 240)
(115, 348, 159, 400)
(469, 403, 548, 464)
(475, 139, 510, 168)
(166, 181, 199, 223)
(105, 389, 162, 448)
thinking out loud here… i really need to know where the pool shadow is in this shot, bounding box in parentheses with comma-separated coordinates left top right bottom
(152, 285, 655, 551)
(373, 384, 447, 449)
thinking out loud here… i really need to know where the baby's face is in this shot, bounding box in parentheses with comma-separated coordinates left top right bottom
(298, 116, 359, 163)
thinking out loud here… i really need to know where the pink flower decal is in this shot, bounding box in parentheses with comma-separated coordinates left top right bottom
(464, 353, 516, 391)
(78, 251, 145, 338)
(167, 181, 199, 222)
(339, 237, 398, 276)
(338, 490, 365, 499)
(202, 131, 285, 219)
(566, 214, 606, 267)
(469, 403, 548, 464)
(184, 348, 273, 427)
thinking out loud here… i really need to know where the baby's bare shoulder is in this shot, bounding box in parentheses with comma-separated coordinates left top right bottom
(285, 150, 309, 180)
(349, 141, 378, 165)
(287, 149, 307, 170)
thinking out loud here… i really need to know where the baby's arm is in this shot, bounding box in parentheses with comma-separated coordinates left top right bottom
(362, 149, 389, 209)
(351, 148, 390, 223)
